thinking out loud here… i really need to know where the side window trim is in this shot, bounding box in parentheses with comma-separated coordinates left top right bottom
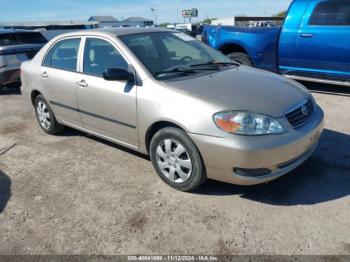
(77, 36, 86, 73)
(42, 36, 82, 72)
(80, 35, 131, 79)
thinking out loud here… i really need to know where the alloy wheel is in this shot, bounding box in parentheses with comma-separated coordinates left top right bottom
(36, 101, 51, 130)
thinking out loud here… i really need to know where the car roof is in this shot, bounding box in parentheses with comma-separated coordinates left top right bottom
(99, 27, 171, 36)
(57, 27, 172, 38)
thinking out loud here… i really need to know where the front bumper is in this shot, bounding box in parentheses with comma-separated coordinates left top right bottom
(189, 105, 324, 185)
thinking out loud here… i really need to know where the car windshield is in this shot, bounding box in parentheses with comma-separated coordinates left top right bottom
(119, 31, 237, 80)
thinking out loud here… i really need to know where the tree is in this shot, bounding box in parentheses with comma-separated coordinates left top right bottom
(200, 18, 217, 25)
(159, 22, 171, 28)
(274, 10, 287, 17)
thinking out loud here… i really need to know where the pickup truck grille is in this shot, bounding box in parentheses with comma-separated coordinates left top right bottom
(286, 99, 314, 128)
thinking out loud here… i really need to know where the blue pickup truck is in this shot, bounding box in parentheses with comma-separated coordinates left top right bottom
(203, 0, 350, 86)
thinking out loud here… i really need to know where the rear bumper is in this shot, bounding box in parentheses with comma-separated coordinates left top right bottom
(0, 68, 20, 86)
(189, 105, 324, 185)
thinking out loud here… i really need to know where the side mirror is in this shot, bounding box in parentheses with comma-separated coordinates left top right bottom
(103, 68, 134, 82)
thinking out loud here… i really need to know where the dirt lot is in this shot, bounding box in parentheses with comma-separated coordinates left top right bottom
(0, 83, 349, 255)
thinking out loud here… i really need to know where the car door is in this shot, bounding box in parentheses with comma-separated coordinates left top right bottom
(41, 37, 82, 126)
(292, 0, 350, 80)
(76, 37, 138, 147)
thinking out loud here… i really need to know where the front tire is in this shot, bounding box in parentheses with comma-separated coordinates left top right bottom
(227, 52, 252, 66)
(34, 94, 64, 135)
(150, 127, 207, 192)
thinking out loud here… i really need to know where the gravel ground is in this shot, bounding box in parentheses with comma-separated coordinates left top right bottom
(0, 83, 349, 255)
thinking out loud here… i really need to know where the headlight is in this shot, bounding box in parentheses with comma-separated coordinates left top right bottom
(213, 111, 284, 135)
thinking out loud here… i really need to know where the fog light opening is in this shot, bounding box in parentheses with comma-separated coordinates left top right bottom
(233, 167, 272, 177)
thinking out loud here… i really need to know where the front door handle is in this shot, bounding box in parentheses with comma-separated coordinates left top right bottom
(41, 71, 48, 78)
(77, 80, 88, 88)
(300, 33, 314, 38)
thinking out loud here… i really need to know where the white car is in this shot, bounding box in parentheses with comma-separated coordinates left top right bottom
(0, 30, 47, 89)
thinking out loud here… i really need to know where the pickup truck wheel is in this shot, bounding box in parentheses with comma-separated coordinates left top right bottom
(150, 127, 207, 192)
(227, 52, 252, 66)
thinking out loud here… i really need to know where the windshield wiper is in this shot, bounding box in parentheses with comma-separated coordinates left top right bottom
(190, 61, 240, 68)
(154, 67, 196, 77)
(154, 66, 216, 77)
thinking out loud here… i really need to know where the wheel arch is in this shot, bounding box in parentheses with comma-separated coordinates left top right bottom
(219, 43, 249, 56)
(145, 121, 186, 154)
(31, 90, 42, 105)
(146, 120, 208, 191)
(219, 43, 254, 66)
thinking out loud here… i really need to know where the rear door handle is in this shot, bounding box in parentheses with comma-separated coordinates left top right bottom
(77, 80, 88, 88)
(300, 33, 314, 38)
(41, 71, 48, 78)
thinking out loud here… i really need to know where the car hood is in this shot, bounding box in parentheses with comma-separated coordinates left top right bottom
(167, 66, 310, 117)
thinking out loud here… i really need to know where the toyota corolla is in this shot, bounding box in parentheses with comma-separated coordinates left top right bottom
(21, 28, 324, 192)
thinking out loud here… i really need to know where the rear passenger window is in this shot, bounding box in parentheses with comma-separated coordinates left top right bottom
(43, 38, 81, 71)
(309, 0, 350, 26)
(83, 38, 128, 77)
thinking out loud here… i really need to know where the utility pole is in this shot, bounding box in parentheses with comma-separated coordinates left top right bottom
(151, 8, 158, 27)
(155, 9, 158, 27)
(151, 8, 155, 27)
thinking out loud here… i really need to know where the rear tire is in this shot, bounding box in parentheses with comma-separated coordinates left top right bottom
(34, 94, 64, 135)
(150, 127, 207, 192)
(227, 52, 252, 66)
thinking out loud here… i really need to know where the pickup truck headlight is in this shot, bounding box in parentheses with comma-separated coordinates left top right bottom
(213, 111, 284, 135)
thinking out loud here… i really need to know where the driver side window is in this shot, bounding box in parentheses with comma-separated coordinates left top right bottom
(83, 38, 128, 78)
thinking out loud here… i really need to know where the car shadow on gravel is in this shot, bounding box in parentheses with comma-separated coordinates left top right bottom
(0, 88, 21, 96)
(195, 129, 350, 206)
(58, 127, 88, 138)
(0, 171, 11, 213)
(60, 127, 150, 161)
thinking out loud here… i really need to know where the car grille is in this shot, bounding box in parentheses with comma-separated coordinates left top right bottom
(285, 99, 314, 128)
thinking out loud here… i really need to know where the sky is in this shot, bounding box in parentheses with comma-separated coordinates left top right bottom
(0, 0, 293, 23)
